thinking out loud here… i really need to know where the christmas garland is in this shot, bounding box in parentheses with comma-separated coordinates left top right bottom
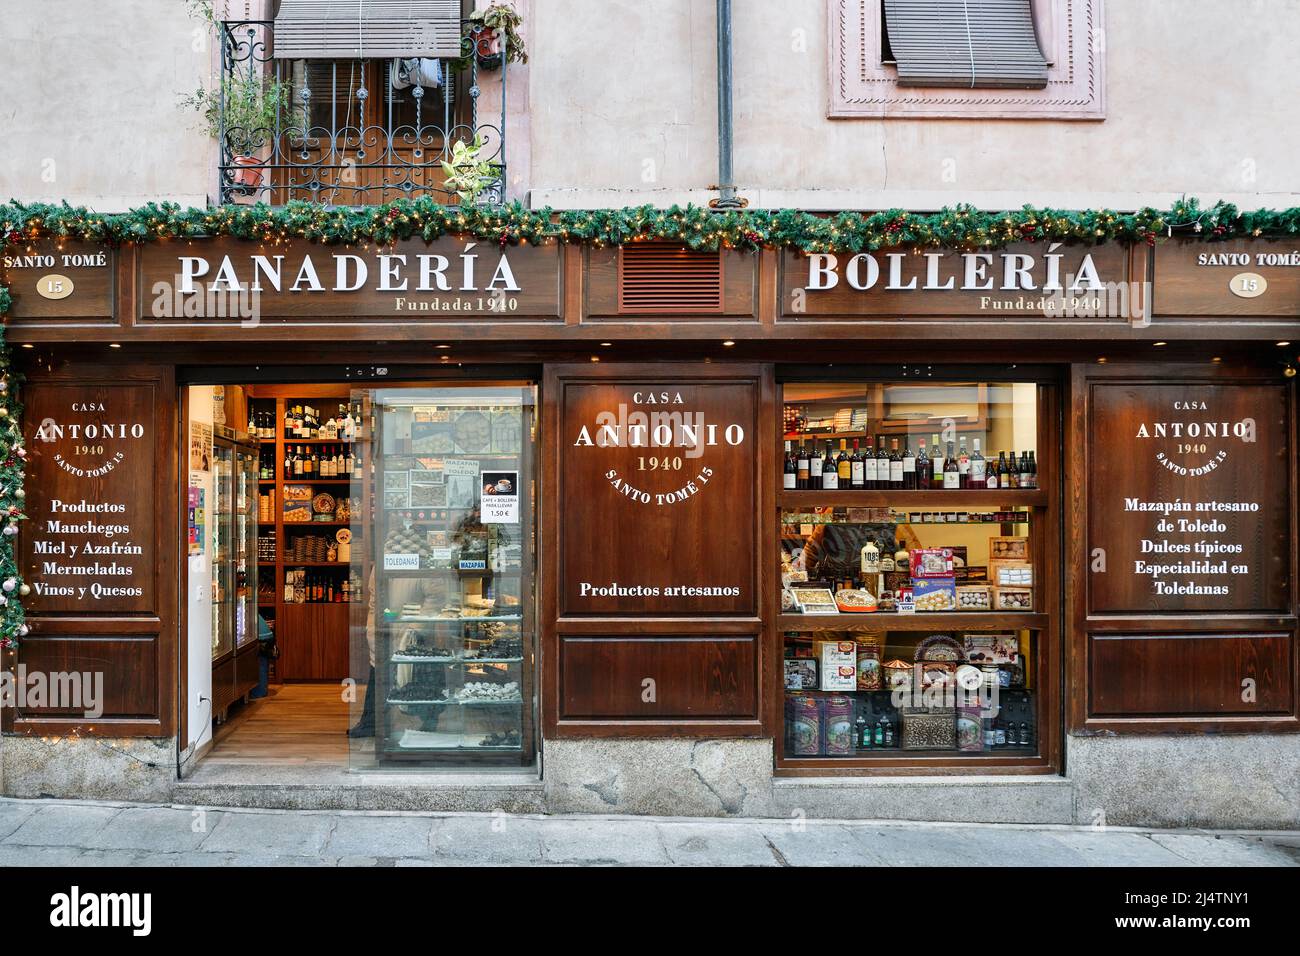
(2, 196, 1298, 256)
(1, 193, 1299, 648)
(0, 284, 27, 651)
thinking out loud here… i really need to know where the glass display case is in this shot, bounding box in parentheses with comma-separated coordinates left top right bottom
(210, 427, 260, 719)
(778, 378, 1053, 766)
(350, 385, 535, 766)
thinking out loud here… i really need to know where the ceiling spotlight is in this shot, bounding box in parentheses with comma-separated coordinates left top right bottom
(722, 340, 736, 347)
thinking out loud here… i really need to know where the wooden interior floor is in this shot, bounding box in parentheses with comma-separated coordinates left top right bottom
(207, 682, 353, 767)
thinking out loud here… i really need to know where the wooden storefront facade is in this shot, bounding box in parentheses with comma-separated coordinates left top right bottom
(2, 231, 1297, 792)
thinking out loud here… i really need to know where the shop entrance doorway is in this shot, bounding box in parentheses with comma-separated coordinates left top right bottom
(177, 375, 537, 780)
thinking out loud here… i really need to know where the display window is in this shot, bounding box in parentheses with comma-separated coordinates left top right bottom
(349, 385, 536, 767)
(776, 376, 1058, 770)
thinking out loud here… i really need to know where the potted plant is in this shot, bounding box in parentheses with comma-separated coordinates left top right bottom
(464, 3, 529, 70)
(441, 134, 504, 205)
(184, 72, 296, 195)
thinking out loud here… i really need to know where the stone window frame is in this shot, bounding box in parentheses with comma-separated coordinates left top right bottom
(828, 0, 1106, 119)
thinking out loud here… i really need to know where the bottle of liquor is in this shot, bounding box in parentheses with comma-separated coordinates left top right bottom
(875, 436, 890, 491)
(809, 441, 824, 491)
(850, 439, 865, 490)
(997, 451, 1011, 489)
(796, 442, 810, 490)
(856, 710, 871, 749)
(861, 438, 877, 489)
(836, 439, 851, 489)
(1006, 452, 1019, 489)
(943, 441, 960, 489)
(822, 440, 839, 490)
(916, 438, 932, 489)
(883, 714, 894, 748)
(888, 438, 904, 488)
(343, 406, 357, 442)
(874, 717, 885, 747)
(969, 438, 987, 488)
(958, 436, 970, 489)
(1019, 451, 1033, 489)
(930, 434, 945, 490)
(783, 441, 797, 490)
(1028, 450, 1038, 489)
(985, 452, 999, 490)
(283, 446, 292, 480)
(294, 446, 305, 477)
(901, 439, 917, 490)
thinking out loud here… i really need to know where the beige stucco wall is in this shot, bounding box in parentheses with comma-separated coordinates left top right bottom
(529, 0, 1300, 210)
(0, 0, 214, 209)
(1, 1, 1295, 212)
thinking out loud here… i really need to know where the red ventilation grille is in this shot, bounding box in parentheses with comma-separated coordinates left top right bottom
(617, 243, 724, 314)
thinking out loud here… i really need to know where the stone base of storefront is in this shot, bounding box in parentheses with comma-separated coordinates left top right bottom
(771, 774, 1076, 824)
(1067, 734, 1300, 830)
(173, 763, 545, 813)
(6, 733, 1298, 827)
(542, 738, 778, 817)
(0, 735, 176, 803)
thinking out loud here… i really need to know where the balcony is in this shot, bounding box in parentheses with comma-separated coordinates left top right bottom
(215, 18, 507, 206)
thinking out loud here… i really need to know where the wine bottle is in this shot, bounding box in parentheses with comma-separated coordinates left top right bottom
(850, 439, 865, 490)
(970, 438, 987, 488)
(943, 441, 960, 489)
(822, 440, 839, 490)
(958, 436, 970, 489)
(809, 441, 824, 491)
(888, 439, 904, 488)
(796, 442, 810, 490)
(901, 439, 917, 490)
(876, 436, 891, 491)
(836, 439, 851, 489)
(783, 440, 797, 490)
(916, 438, 932, 489)
(930, 434, 945, 490)
(862, 438, 877, 489)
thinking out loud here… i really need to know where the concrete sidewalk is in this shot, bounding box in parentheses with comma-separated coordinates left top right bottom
(0, 797, 1296, 867)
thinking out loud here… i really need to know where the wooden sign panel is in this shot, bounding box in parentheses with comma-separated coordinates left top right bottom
(137, 236, 563, 321)
(21, 382, 158, 614)
(780, 242, 1130, 319)
(1154, 240, 1300, 317)
(1, 241, 115, 320)
(557, 376, 758, 616)
(1087, 382, 1291, 614)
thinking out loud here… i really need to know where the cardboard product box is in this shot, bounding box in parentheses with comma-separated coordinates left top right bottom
(910, 547, 955, 578)
(911, 576, 957, 612)
(784, 658, 819, 691)
(816, 640, 858, 691)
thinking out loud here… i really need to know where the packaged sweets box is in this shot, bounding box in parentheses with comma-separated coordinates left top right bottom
(816, 640, 857, 691)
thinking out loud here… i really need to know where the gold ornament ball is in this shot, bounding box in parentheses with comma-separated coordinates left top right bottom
(0, 408, 7, 418)
(18, 584, 29, 597)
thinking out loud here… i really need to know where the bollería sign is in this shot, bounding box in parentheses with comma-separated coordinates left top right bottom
(781, 241, 1133, 320)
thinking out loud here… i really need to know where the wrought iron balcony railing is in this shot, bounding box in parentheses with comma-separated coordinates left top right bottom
(217, 19, 506, 206)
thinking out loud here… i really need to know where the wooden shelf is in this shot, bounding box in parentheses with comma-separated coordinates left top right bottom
(280, 477, 355, 484)
(275, 437, 362, 444)
(281, 561, 351, 568)
(778, 489, 1047, 508)
(779, 613, 1048, 632)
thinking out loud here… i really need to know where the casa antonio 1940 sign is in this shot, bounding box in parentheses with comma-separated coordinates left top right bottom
(558, 376, 757, 615)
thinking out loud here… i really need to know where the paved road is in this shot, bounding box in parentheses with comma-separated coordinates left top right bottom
(0, 798, 1296, 866)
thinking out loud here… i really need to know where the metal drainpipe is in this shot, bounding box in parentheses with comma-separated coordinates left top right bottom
(712, 0, 744, 208)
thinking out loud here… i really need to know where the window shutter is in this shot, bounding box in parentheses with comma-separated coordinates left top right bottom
(618, 244, 724, 315)
(884, 0, 1049, 89)
(272, 0, 462, 59)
